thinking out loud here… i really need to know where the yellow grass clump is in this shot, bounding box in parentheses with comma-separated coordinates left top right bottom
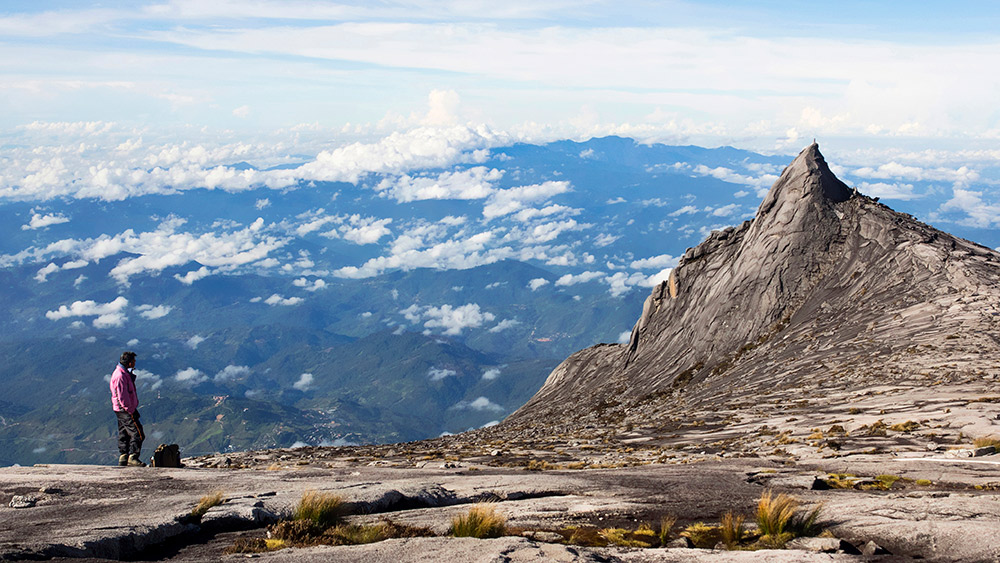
(450, 503, 508, 538)
(294, 490, 349, 529)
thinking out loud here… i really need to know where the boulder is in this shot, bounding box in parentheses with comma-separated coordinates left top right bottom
(9, 495, 36, 509)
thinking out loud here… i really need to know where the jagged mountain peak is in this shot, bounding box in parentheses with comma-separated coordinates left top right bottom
(506, 144, 1000, 431)
(762, 142, 852, 209)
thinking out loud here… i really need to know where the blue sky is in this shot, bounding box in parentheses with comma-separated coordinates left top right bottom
(2, 0, 999, 150)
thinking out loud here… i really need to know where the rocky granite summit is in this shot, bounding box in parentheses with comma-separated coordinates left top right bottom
(506, 143, 1000, 440)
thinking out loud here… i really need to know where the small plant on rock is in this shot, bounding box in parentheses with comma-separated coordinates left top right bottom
(681, 522, 722, 549)
(658, 515, 676, 545)
(450, 503, 508, 538)
(720, 511, 746, 549)
(755, 490, 822, 548)
(973, 436, 1000, 449)
(189, 491, 225, 523)
(294, 490, 350, 529)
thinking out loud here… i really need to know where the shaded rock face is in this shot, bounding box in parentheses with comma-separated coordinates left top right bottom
(508, 143, 1000, 426)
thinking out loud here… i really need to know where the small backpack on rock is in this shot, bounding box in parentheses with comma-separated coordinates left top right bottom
(151, 443, 183, 467)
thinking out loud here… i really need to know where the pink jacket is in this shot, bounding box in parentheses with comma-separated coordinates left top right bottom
(110, 364, 139, 413)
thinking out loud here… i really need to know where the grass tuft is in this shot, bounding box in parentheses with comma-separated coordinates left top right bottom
(973, 436, 1000, 449)
(599, 528, 654, 548)
(323, 520, 435, 545)
(875, 474, 902, 489)
(720, 511, 746, 549)
(294, 490, 350, 529)
(450, 503, 508, 538)
(189, 491, 225, 522)
(755, 490, 823, 548)
(658, 515, 676, 545)
(681, 522, 722, 549)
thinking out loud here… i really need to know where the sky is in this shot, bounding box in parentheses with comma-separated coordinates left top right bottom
(1, 1, 999, 233)
(1, 0, 999, 151)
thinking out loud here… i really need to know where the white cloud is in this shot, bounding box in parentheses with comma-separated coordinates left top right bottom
(858, 181, 920, 200)
(691, 164, 778, 189)
(710, 203, 741, 217)
(528, 278, 550, 291)
(428, 367, 457, 381)
(292, 277, 327, 291)
(337, 216, 393, 245)
(593, 233, 619, 248)
(174, 367, 207, 386)
(335, 223, 506, 278)
(618, 330, 632, 344)
(296, 125, 504, 184)
(185, 335, 206, 349)
(35, 262, 60, 283)
(215, 364, 250, 382)
(263, 294, 304, 306)
(137, 304, 172, 319)
(45, 296, 128, 328)
(293, 372, 314, 391)
(483, 181, 571, 219)
(555, 271, 604, 286)
(489, 319, 520, 333)
(669, 205, 699, 216)
(232, 105, 250, 118)
(8, 216, 285, 286)
(135, 369, 163, 391)
(174, 266, 212, 285)
(482, 368, 501, 381)
(629, 254, 678, 270)
(22, 211, 69, 230)
(402, 302, 496, 335)
(852, 162, 980, 184)
(452, 396, 504, 412)
(936, 187, 1000, 228)
(376, 166, 502, 202)
(255, 198, 271, 209)
(127, 338, 139, 346)
(604, 270, 669, 297)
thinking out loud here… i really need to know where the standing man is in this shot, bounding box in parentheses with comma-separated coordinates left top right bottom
(110, 351, 146, 467)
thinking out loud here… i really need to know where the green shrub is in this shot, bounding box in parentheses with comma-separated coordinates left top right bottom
(294, 490, 349, 529)
(450, 503, 508, 538)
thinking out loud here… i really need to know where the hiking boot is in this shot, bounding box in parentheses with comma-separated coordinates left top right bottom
(127, 454, 147, 467)
(118, 454, 128, 466)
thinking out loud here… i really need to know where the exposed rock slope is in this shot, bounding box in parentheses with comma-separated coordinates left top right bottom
(508, 143, 1000, 429)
